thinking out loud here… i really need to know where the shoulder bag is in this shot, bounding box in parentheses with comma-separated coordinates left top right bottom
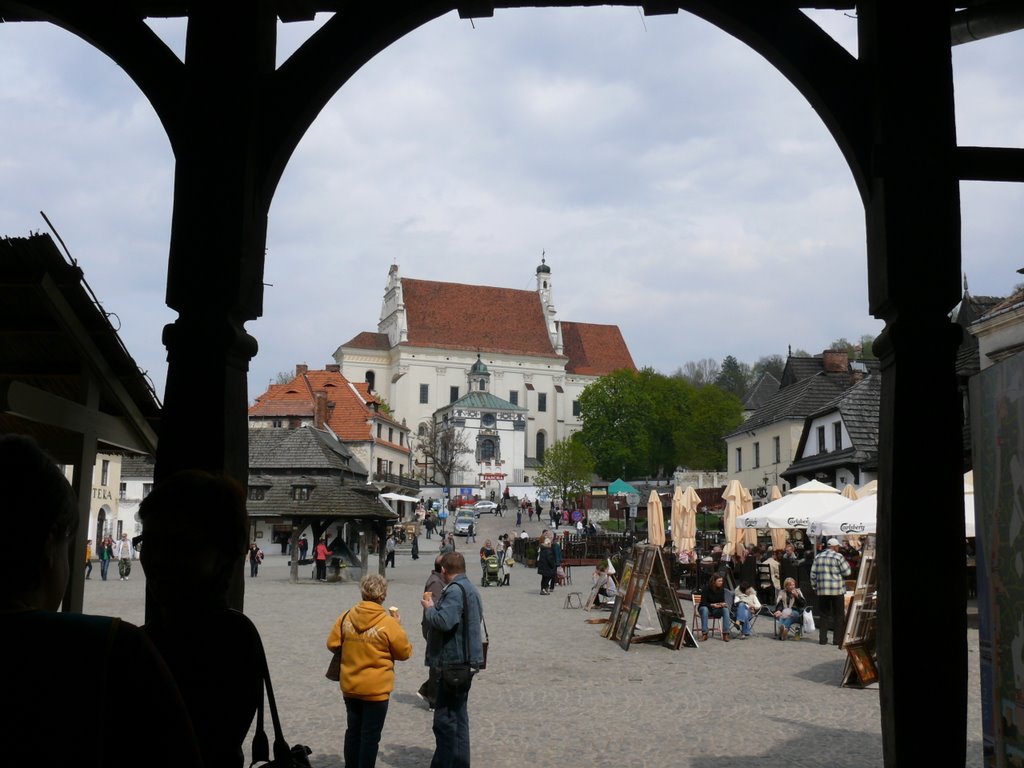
(324, 611, 349, 682)
(246, 617, 313, 768)
(439, 582, 489, 694)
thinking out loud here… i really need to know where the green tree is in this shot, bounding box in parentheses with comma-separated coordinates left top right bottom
(715, 355, 751, 398)
(752, 354, 785, 382)
(534, 439, 595, 507)
(677, 385, 743, 470)
(577, 369, 653, 479)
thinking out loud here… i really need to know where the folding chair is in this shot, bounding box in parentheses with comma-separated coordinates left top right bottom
(692, 593, 728, 639)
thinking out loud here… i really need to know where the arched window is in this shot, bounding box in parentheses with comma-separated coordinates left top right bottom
(536, 431, 546, 464)
(365, 371, 375, 391)
(480, 438, 496, 461)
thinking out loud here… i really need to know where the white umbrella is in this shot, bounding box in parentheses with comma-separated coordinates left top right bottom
(380, 492, 420, 502)
(736, 479, 851, 529)
(808, 472, 976, 537)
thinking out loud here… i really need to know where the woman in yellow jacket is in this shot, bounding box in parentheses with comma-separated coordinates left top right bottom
(327, 573, 412, 767)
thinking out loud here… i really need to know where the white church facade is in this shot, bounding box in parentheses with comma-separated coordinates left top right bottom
(333, 259, 635, 490)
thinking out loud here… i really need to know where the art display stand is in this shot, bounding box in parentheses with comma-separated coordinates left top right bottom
(600, 544, 688, 650)
(841, 534, 879, 687)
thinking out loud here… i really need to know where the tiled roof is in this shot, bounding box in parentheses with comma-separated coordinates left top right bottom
(120, 453, 156, 478)
(340, 331, 391, 351)
(724, 372, 853, 439)
(249, 368, 410, 450)
(779, 353, 880, 388)
(559, 321, 636, 375)
(401, 278, 563, 358)
(742, 372, 780, 411)
(246, 427, 392, 520)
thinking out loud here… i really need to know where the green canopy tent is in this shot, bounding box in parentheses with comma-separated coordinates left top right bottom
(608, 478, 640, 496)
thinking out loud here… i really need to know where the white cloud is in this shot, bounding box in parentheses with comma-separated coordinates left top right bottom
(0, 9, 1020, 407)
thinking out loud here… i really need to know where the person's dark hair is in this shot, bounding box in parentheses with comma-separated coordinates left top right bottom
(1, 435, 78, 594)
(139, 470, 247, 558)
(738, 580, 752, 593)
(433, 554, 444, 572)
(440, 551, 466, 574)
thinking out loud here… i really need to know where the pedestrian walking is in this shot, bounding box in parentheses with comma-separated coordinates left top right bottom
(315, 537, 330, 581)
(537, 537, 556, 595)
(467, 521, 476, 543)
(385, 533, 397, 568)
(411, 534, 420, 561)
(84, 538, 93, 579)
(247, 542, 264, 577)
(98, 535, 114, 581)
(327, 574, 412, 768)
(113, 532, 136, 580)
(418, 555, 446, 710)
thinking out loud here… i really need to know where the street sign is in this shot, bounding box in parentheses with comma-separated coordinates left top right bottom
(626, 493, 640, 506)
(629, 505, 638, 518)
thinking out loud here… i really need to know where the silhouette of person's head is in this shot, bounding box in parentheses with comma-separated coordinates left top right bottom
(139, 470, 247, 609)
(0, 435, 77, 610)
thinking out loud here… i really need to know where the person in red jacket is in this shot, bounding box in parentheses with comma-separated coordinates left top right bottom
(327, 574, 412, 766)
(314, 537, 330, 581)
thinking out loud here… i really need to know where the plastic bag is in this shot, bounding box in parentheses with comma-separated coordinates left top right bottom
(803, 608, 816, 633)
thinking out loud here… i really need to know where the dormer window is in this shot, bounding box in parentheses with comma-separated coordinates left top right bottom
(293, 486, 312, 501)
(248, 487, 266, 501)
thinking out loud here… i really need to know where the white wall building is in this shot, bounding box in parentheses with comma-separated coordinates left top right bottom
(334, 259, 636, 489)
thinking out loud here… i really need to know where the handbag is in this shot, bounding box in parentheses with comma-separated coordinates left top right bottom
(802, 608, 816, 633)
(325, 611, 349, 682)
(248, 618, 313, 767)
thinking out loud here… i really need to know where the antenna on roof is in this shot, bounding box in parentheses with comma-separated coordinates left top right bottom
(40, 211, 75, 266)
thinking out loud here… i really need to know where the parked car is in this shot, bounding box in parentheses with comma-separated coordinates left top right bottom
(470, 500, 498, 516)
(453, 512, 476, 536)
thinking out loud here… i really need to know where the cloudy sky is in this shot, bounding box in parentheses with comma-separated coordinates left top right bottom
(1, 8, 1021, 405)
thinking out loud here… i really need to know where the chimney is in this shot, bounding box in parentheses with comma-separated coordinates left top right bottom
(295, 364, 308, 376)
(314, 391, 328, 429)
(325, 363, 340, 373)
(822, 350, 848, 373)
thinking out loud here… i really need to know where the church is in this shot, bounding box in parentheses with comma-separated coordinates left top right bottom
(334, 258, 636, 493)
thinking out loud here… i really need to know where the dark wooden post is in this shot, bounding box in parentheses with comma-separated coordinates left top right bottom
(859, 5, 967, 764)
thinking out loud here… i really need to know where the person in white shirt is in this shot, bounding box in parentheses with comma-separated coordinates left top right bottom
(732, 580, 761, 638)
(113, 532, 136, 580)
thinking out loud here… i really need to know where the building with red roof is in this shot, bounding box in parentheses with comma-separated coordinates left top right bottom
(334, 258, 635, 492)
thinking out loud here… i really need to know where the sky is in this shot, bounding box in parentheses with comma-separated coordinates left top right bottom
(1, 8, 1021, 406)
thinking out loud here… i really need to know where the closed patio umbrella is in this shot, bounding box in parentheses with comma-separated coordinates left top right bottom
(722, 479, 746, 557)
(647, 490, 666, 547)
(841, 483, 859, 500)
(679, 485, 700, 552)
(670, 486, 685, 552)
(768, 485, 787, 550)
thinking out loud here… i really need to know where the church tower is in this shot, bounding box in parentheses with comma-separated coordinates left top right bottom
(468, 353, 490, 393)
(536, 254, 562, 354)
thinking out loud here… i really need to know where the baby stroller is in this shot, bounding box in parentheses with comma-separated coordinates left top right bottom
(481, 555, 501, 587)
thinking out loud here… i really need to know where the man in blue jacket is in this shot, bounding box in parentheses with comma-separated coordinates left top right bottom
(421, 552, 485, 768)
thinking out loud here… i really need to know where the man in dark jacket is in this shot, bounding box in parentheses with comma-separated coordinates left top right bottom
(417, 555, 446, 710)
(421, 552, 485, 767)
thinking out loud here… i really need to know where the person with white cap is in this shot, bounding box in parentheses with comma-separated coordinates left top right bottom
(810, 537, 851, 646)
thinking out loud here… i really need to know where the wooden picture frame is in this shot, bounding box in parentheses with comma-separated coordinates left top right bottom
(618, 605, 642, 650)
(845, 642, 879, 686)
(662, 617, 686, 650)
(619, 560, 634, 593)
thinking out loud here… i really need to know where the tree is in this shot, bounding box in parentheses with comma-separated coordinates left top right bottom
(414, 419, 472, 488)
(274, 369, 294, 384)
(577, 369, 653, 479)
(715, 355, 751, 398)
(676, 385, 743, 470)
(534, 439, 595, 508)
(751, 354, 785, 382)
(673, 358, 720, 386)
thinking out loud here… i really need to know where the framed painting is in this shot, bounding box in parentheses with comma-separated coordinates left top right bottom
(846, 642, 879, 686)
(662, 617, 686, 650)
(618, 605, 642, 651)
(619, 560, 634, 593)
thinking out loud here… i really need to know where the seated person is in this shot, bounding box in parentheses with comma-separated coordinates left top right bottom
(732, 580, 761, 638)
(590, 561, 617, 608)
(772, 577, 807, 640)
(0, 435, 203, 767)
(698, 572, 735, 641)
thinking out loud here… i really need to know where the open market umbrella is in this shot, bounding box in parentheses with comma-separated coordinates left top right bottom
(735, 479, 851, 529)
(678, 485, 700, 552)
(647, 490, 666, 547)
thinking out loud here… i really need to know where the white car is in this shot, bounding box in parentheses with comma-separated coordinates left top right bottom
(470, 500, 499, 516)
(453, 513, 476, 536)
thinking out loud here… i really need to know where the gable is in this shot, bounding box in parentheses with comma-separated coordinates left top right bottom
(560, 321, 636, 375)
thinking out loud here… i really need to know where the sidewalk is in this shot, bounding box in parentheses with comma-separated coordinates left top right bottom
(82, 513, 985, 768)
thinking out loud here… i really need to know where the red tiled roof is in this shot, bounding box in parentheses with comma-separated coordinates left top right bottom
(401, 278, 563, 358)
(341, 331, 391, 351)
(560, 321, 636, 375)
(249, 368, 409, 450)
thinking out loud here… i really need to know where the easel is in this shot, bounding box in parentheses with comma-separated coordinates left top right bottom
(841, 535, 879, 687)
(601, 544, 688, 650)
